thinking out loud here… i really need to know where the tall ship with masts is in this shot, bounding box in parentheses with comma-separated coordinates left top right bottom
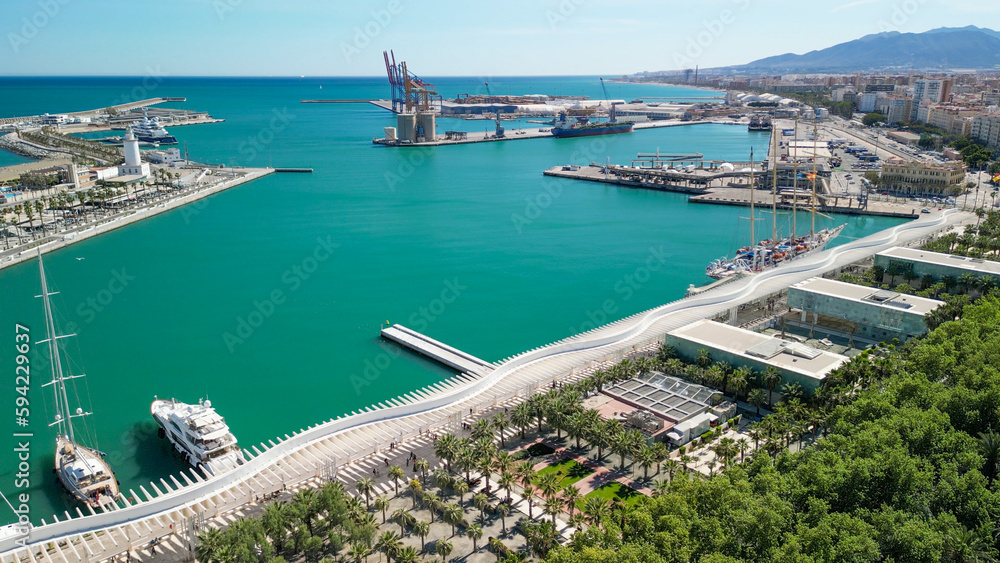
(37, 254, 121, 508)
(706, 123, 845, 280)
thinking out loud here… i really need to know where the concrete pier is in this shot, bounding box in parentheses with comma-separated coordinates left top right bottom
(381, 324, 493, 375)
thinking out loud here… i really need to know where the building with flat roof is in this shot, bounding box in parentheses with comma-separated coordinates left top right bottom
(878, 157, 965, 196)
(666, 319, 848, 394)
(787, 277, 942, 343)
(874, 246, 1000, 285)
(591, 371, 734, 446)
(887, 131, 921, 146)
(971, 114, 1000, 149)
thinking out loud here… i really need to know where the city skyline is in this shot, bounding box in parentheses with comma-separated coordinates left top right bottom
(2, 0, 998, 76)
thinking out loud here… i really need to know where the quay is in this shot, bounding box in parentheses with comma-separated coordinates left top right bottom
(274, 168, 313, 173)
(380, 324, 494, 375)
(0, 168, 275, 272)
(371, 119, 729, 148)
(545, 164, 923, 219)
(300, 99, 375, 104)
(0, 97, 174, 126)
(0, 209, 969, 560)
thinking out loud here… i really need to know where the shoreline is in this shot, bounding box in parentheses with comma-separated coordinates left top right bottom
(0, 167, 274, 271)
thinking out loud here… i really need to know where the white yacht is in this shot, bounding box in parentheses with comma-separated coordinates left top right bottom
(130, 111, 178, 145)
(37, 253, 121, 508)
(151, 398, 243, 475)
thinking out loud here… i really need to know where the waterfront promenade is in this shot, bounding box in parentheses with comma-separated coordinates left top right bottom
(0, 168, 274, 272)
(0, 209, 968, 561)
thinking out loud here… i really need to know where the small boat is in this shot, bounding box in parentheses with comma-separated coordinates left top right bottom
(37, 253, 121, 508)
(151, 398, 243, 476)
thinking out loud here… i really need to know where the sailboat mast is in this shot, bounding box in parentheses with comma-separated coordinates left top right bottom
(749, 148, 755, 270)
(792, 116, 799, 239)
(38, 254, 75, 444)
(771, 125, 778, 243)
(811, 119, 819, 236)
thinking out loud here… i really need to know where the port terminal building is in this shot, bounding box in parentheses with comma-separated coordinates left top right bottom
(874, 246, 1000, 285)
(584, 371, 735, 446)
(787, 277, 943, 344)
(665, 319, 848, 395)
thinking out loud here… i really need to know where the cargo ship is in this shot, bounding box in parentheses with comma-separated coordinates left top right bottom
(551, 116, 634, 138)
(748, 113, 772, 132)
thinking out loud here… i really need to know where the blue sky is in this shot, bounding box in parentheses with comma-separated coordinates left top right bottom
(1, 0, 996, 76)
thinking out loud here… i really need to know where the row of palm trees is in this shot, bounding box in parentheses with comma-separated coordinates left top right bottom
(195, 345, 834, 562)
(1, 171, 182, 249)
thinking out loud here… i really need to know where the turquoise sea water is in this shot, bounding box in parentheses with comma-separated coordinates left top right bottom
(0, 77, 906, 521)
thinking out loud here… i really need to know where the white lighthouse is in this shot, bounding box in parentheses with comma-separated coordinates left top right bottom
(118, 127, 150, 178)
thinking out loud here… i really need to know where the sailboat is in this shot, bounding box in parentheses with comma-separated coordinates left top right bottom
(706, 126, 846, 280)
(37, 253, 121, 508)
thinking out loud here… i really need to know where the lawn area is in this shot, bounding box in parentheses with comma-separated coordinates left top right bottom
(582, 481, 645, 508)
(534, 458, 593, 487)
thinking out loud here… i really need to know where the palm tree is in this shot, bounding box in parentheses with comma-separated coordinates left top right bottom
(514, 461, 534, 489)
(465, 523, 483, 552)
(443, 503, 463, 537)
(423, 492, 441, 522)
(492, 412, 510, 447)
(780, 382, 804, 403)
(498, 472, 515, 504)
(453, 478, 469, 504)
(636, 445, 656, 480)
(435, 538, 453, 562)
(355, 477, 375, 510)
(407, 479, 422, 509)
(581, 497, 610, 530)
(589, 422, 610, 461)
(978, 429, 1000, 484)
(388, 465, 405, 497)
(543, 496, 562, 525)
(471, 418, 493, 442)
(414, 458, 429, 485)
(762, 366, 782, 406)
(535, 472, 559, 499)
(473, 492, 490, 520)
(434, 434, 458, 472)
(695, 348, 713, 370)
(373, 495, 390, 523)
(496, 501, 511, 533)
(511, 402, 533, 439)
(522, 485, 537, 519)
(730, 366, 752, 401)
(561, 485, 581, 517)
(433, 468, 452, 492)
(395, 546, 419, 563)
(390, 508, 410, 536)
(376, 531, 402, 563)
(347, 542, 370, 563)
(412, 520, 430, 552)
(195, 527, 224, 563)
(261, 501, 292, 553)
(748, 388, 767, 416)
(652, 478, 671, 497)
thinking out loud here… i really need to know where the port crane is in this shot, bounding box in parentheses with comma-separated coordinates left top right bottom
(383, 50, 439, 113)
(599, 77, 619, 123)
(484, 81, 504, 139)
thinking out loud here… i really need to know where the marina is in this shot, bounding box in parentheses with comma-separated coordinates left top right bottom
(0, 208, 969, 557)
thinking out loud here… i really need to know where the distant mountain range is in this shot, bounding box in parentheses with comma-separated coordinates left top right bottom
(647, 27, 1000, 75)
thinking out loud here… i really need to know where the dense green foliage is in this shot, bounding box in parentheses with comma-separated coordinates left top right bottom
(862, 112, 887, 127)
(923, 209, 1000, 262)
(547, 297, 1000, 562)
